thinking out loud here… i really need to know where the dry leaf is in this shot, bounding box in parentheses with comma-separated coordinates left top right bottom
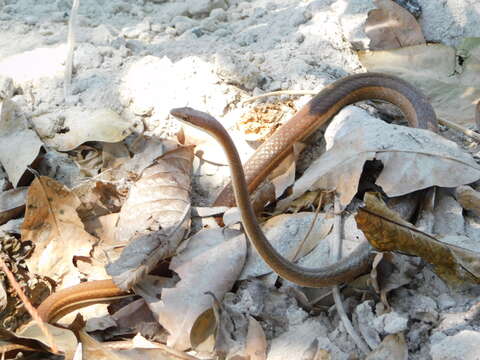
(21, 176, 98, 287)
(244, 316, 267, 360)
(0, 187, 28, 225)
(146, 228, 246, 351)
(31, 108, 131, 151)
(0, 98, 43, 186)
(190, 308, 216, 352)
(78, 329, 128, 360)
(107, 145, 194, 290)
(190, 294, 236, 357)
(365, 333, 408, 360)
(278, 107, 480, 208)
(358, 39, 480, 126)
(14, 322, 78, 360)
(355, 192, 480, 286)
(365, 0, 425, 50)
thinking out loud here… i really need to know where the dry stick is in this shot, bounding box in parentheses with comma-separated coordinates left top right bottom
(244, 90, 480, 142)
(291, 192, 324, 262)
(0, 254, 59, 354)
(64, 0, 80, 98)
(330, 197, 371, 355)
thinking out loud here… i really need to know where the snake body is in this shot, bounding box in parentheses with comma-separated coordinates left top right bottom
(37, 73, 438, 321)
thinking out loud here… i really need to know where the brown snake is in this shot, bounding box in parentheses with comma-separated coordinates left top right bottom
(37, 72, 438, 322)
(171, 72, 438, 287)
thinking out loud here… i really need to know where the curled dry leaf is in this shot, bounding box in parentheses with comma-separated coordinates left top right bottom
(31, 108, 131, 151)
(358, 39, 480, 126)
(13, 322, 78, 360)
(244, 316, 267, 360)
(190, 293, 236, 357)
(0, 98, 43, 186)
(278, 107, 480, 208)
(146, 228, 246, 351)
(365, 0, 425, 50)
(21, 176, 98, 287)
(355, 192, 480, 286)
(0, 187, 28, 225)
(77, 329, 128, 360)
(107, 145, 194, 290)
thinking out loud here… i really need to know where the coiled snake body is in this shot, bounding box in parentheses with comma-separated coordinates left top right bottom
(38, 73, 438, 322)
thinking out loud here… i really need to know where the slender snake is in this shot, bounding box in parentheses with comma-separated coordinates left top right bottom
(37, 73, 438, 322)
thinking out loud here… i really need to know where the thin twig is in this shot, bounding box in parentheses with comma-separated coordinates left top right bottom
(0, 254, 59, 354)
(437, 117, 480, 142)
(292, 192, 324, 262)
(330, 197, 371, 355)
(243, 90, 480, 142)
(64, 0, 80, 98)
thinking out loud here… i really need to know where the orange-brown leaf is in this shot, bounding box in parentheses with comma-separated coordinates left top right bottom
(21, 176, 98, 287)
(355, 192, 480, 286)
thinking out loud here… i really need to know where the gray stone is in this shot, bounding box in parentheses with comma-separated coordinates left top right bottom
(214, 51, 261, 90)
(437, 293, 456, 310)
(171, 16, 197, 35)
(431, 330, 480, 360)
(0, 75, 14, 100)
(373, 312, 409, 335)
(410, 295, 439, 323)
(433, 191, 465, 236)
(187, 0, 227, 17)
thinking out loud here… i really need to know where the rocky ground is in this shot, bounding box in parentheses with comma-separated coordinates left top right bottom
(1, 0, 480, 359)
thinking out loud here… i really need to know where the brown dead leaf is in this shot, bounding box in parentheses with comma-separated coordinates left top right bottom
(0, 98, 43, 186)
(147, 228, 246, 351)
(78, 329, 128, 360)
(21, 176, 98, 287)
(107, 145, 194, 290)
(355, 192, 480, 286)
(244, 316, 267, 360)
(365, 333, 408, 360)
(190, 307, 216, 353)
(0, 187, 27, 225)
(365, 0, 425, 50)
(14, 322, 78, 359)
(278, 108, 480, 209)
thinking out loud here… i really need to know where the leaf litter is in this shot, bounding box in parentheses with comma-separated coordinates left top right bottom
(2, 0, 480, 359)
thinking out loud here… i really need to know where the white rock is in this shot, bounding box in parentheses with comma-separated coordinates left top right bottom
(0, 75, 14, 99)
(433, 191, 465, 236)
(171, 16, 197, 35)
(73, 43, 103, 70)
(187, 0, 227, 17)
(373, 312, 409, 335)
(430, 330, 480, 360)
(354, 301, 382, 349)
